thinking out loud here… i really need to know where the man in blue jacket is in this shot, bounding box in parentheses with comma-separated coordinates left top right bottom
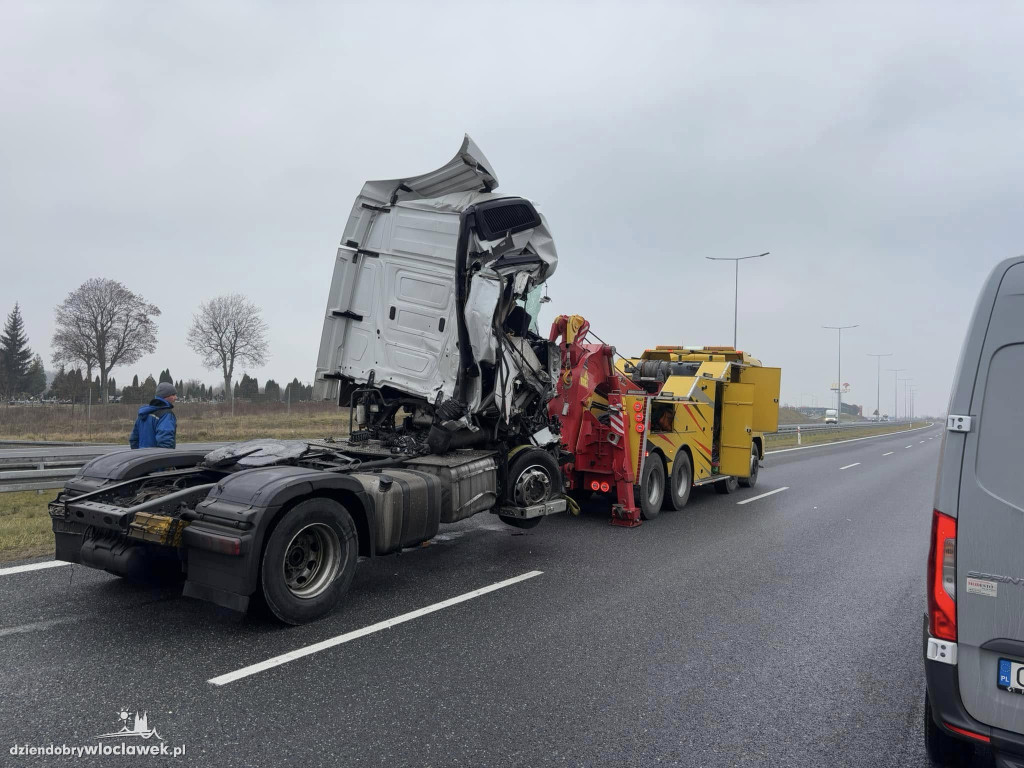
(130, 382, 178, 449)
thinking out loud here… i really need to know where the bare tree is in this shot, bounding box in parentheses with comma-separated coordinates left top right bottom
(52, 278, 160, 405)
(186, 295, 269, 401)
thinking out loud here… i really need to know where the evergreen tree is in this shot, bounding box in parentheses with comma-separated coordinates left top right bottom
(159, 369, 173, 384)
(65, 368, 85, 402)
(0, 303, 33, 396)
(48, 365, 67, 400)
(264, 379, 281, 402)
(141, 374, 157, 402)
(237, 373, 258, 399)
(24, 354, 46, 398)
(132, 374, 140, 388)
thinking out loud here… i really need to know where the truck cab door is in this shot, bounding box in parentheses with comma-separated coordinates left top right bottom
(719, 382, 755, 477)
(740, 366, 781, 434)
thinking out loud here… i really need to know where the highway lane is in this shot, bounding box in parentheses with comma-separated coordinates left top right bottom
(1, 423, 982, 767)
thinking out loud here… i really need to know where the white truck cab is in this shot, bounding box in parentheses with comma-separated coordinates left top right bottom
(824, 408, 838, 424)
(314, 135, 559, 435)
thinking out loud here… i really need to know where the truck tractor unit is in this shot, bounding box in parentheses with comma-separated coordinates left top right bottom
(549, 315, 781, 527)
(48, 137, 567, 625)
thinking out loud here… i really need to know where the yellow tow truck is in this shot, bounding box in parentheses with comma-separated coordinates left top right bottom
(549, 315, 781, 526)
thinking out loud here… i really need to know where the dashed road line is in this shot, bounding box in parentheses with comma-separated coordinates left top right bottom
(882, 452, 894, 456)
(208, 570, 544, 686)
(905, 445, 913, 449)
(840, 462, 861, 470)
(0, 560, 69, 577)
(736, 487, 789, 505)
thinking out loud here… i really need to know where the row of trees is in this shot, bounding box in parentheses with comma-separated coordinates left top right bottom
(6, 280, 315, 405)
(0, 304, 47, 399)
(41, 367, 316, 405)
(45, 279, 273, 405)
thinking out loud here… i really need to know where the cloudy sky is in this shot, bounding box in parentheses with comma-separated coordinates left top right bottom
(1, 1, 1021, 416)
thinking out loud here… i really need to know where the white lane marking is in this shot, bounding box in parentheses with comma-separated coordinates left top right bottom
(919, 440, 926, 444)
(883, 451, 894, 456)
(208, 570, 544, 686)
(905, 445, 913, 449)
(0, 560, 69, 577)
(840, 462, 861, 470)
(766, 423, 934, 455)
(736, 486, 789, 505)
(0, 616, 82, 638)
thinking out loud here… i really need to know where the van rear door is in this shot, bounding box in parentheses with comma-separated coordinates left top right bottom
(955, 260, 1024, 733)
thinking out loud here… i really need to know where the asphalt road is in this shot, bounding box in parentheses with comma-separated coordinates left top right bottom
(1, 422, 989, 767)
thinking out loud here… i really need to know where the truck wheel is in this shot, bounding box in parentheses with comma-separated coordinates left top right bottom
(500, 448, 562, 529)
(260, 498, 357, 625)
(924, 695, 974, 766)
(714, 475, 739, 494)
(635, 458, 665, 519)
(738, 445, 760, 488)
(666, 451, 692, 511)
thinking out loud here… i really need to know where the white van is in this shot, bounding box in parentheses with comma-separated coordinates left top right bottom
(924, 256, 1024, 767)
(824, 408, 838, 425)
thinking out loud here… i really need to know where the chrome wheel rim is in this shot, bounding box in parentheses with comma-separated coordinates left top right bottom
(648, 469, 663, 504)
(282, 523, 343, 599)
(514, 466, 551, 506)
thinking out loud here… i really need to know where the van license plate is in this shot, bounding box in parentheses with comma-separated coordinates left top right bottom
(998, 659, 1024, 694)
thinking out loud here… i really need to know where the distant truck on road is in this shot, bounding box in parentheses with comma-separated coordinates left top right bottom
(824, 409, 838, 424)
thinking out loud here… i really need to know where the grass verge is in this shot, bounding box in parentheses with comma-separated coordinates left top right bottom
(765, 421, 930, 451)
(0, 490, 55, 563)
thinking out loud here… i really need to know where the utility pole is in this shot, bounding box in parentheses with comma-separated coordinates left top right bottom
(867, 353, 892, 420)
(706, 251, 769, 349)
(888, 368, 906, 421)
(823, 324, 858, 422)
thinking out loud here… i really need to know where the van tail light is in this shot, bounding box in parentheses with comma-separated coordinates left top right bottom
(928, 509, 957, 641)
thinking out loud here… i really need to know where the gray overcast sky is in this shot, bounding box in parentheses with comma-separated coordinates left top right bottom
(1, 1, 1021, 416)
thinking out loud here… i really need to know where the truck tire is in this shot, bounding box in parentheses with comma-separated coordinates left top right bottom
(714, 475, 739, 494)
(499, 448, 561, 530)
(666, 451, 692, 511)
(259, 497, 358, 625)
(635, 457, 665, 519)
(738, 444, 760, 488)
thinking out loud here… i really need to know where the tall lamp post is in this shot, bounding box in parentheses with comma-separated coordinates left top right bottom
(867, 353, 892, 420)
(823, 324, 858, 422)
(899, 377, 913, 423)
(887, 368, 906, 421)
(705, 251, 769, 349)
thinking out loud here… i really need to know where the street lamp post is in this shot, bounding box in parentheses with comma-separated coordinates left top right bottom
(705, 252, 769, 349)
(867, 353, 892, 420)
(888, 368, 906, 421)
(899, 377, 912, 423)
(823, 324, 858, 422)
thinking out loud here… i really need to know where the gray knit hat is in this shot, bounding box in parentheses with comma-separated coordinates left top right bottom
(155, 382, 176, 400)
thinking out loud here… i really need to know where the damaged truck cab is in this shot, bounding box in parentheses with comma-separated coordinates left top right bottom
(49, 137, 566, 625)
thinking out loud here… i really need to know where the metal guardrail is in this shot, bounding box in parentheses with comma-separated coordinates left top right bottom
(0, 442, 224, 494)
(0, 425, 922, 494)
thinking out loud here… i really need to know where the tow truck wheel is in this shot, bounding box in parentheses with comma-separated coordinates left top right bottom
(666, 451, 692, 511)
(714, 475, 739, 494)
(499, 448, 562, 530)
(259, 498, 357, 625)
(636, 458, 665, 520)
(738, 445, 760, 488)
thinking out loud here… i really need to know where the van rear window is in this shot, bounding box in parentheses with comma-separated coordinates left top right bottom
(976, 343, 1024, 509)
